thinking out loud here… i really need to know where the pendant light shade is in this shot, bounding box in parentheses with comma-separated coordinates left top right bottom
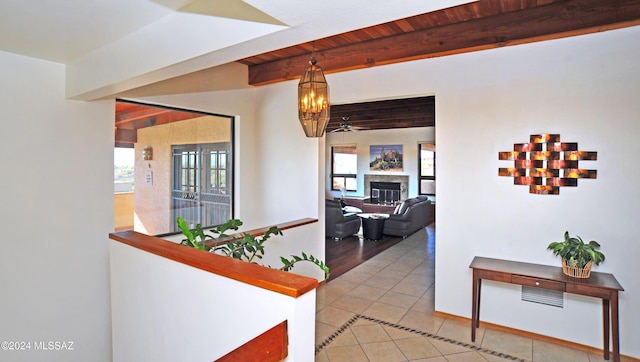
(298, 56, 330, 137)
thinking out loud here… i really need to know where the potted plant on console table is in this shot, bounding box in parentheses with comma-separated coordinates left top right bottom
(547, 231, 605, 278)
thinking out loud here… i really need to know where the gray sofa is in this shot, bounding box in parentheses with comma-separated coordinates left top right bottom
(383, 196, 431, 237)
(325, 199, 361, 239)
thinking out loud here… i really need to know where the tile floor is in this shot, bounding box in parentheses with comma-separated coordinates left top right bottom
(314, 226, 616, 362)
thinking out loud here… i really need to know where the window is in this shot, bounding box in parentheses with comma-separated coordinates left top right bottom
(419, 143, 435, 195)
(114, 100, 234, 235)
(331, 145, 357, 191)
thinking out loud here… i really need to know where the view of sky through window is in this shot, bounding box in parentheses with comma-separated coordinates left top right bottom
(114, 148, 134, 192)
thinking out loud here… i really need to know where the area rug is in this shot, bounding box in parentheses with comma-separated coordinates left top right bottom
(315, 314, 529, 361)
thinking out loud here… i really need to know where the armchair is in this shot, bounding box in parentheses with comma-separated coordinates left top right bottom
(325, 199, 361, 239)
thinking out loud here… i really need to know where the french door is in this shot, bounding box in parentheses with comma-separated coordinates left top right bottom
(171, 143, 232, 232)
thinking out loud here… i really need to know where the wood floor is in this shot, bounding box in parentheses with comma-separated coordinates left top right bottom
(325, 233, 405, 280)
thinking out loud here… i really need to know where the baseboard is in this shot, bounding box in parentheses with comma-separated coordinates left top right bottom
(433, 311, 639, 362)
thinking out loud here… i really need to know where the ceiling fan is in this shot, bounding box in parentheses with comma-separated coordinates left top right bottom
(331, 117, 369, 132)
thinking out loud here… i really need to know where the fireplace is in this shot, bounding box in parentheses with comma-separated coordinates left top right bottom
(370, 182, 401, 205)
(364, 175, 409, 203)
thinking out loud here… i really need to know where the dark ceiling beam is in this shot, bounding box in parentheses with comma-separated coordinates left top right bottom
(247, 0, 640, 86)
(327, 96, 435, 131)
(116, 106, 205, 130)
(326, 118, 434, 132)
(330, 112, 434, 124)
(115, 128, 137, 146)
(327, 96, 435, 132)
(332, 96, 434, 112)
(116, 107, 174, 126)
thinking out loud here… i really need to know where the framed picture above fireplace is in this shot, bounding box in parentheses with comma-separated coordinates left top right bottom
(370, 144, 403, 172)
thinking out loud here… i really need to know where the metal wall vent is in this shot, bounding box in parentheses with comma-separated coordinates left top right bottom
(521, 286, 564, 308)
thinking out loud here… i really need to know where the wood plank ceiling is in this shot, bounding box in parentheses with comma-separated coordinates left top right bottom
(115, 101, 209, 147)
(327, 97, 434, 133)
(239, 0, 640, 85)
(116, 0, 640, 140)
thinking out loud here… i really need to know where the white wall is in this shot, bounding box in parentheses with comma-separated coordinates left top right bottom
(0, 51, 113, 361)
(324, 27, 640, 358)
(325, 127, 435, 199)
(434, 28, 640, 356)
(110, 239, 316, 361)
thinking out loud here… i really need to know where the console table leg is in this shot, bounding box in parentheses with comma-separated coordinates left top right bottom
(471, 272, 481, 342)
(603, 299, 610, 360)
(476, 278, 482, 328)
(612, 291, 620, 362)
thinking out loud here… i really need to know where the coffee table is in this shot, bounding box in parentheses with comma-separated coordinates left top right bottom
(357, 213, 390, 240)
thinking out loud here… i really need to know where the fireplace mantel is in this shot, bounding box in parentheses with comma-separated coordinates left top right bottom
(364, 175, 409, 201)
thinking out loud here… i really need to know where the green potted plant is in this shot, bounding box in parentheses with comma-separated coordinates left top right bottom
(547, 231, 605, 278)
(177, 217, 330, 281)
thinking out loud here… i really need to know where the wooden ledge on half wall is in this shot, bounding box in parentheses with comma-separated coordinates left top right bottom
(109, 218, 319, 298)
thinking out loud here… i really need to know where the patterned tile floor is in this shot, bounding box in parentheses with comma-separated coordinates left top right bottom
(314, 226, 614, 362)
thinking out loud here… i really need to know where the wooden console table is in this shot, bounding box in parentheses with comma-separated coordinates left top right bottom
(469, 256, 624, 361)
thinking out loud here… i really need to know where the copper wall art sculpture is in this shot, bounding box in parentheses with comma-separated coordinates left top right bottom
(498, 134, 597, 195)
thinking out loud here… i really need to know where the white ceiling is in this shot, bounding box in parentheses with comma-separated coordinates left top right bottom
(0, 0, 469, 99)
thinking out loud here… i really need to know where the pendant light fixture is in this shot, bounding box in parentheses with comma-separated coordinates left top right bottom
(298, 51, 330, 137)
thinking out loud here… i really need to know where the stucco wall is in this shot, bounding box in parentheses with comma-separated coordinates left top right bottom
(114, 192, 134, 231)
(133, 115, 231, 235)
